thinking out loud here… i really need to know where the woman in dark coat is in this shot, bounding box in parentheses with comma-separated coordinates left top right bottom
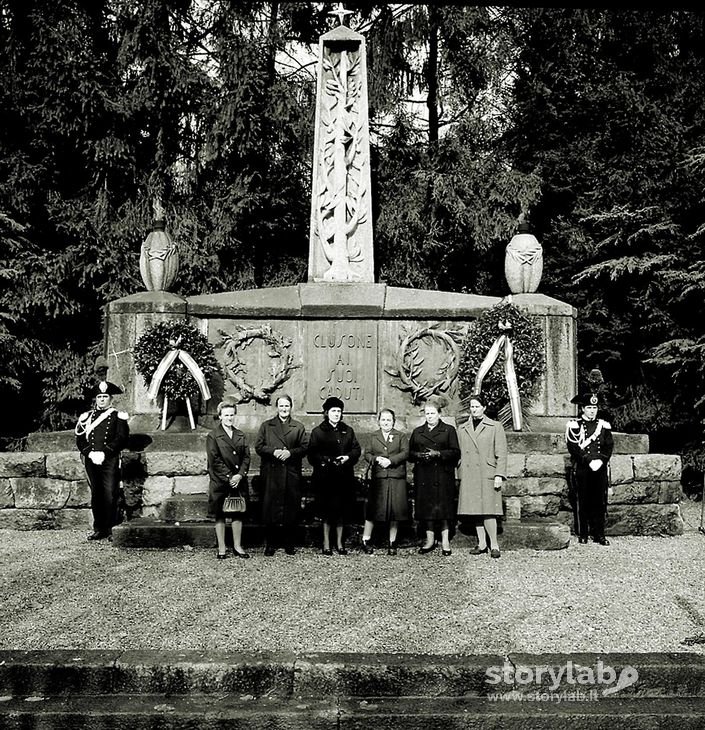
(207, 400, 251, 559)
(255, 394, 309, 556)
(457, 393, 507, 559)
(409, 395, 460, 556)
(361, 408, 409, 555)
(308, 396, 361, 555)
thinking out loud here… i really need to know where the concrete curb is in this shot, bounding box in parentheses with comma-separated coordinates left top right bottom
(2, 651, 705, 699)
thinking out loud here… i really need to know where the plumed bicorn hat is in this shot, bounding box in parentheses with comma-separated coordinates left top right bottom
(570, 392, 600, 407)
(90, 380, 123, 398)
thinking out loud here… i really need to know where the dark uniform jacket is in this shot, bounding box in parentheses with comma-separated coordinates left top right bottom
(75, 407, 129, 458)
(566, 417, 614, 473)
(255, 416, 309, 526)
(207, 424, 251, 516)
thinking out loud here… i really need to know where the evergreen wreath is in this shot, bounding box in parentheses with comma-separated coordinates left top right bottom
(458, 301, 545, 420)
(134, 320, 221, 401)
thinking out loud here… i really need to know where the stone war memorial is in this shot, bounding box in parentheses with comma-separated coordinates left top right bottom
(4, 12, 683, 548)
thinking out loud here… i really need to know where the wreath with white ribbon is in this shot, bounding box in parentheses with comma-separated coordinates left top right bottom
(134, 320, 220, 429)
(458, 298, 545, 430)
(385, 324, 467, 405)
(219, 325, 300, 404)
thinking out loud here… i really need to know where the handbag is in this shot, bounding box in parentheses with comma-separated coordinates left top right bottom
(222, 492, 246, 514)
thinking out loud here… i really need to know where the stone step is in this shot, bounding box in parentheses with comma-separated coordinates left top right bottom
(2, 651, 705, 699)
(27, 428, 649, 455)
(3, 694, 705, 730)
(111, 517, 570, 551)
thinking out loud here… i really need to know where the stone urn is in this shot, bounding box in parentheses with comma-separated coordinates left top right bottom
(139, 218, 179, 292)
(504, 222, 543, 294)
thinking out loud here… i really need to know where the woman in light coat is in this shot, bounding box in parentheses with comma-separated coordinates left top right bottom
(457, 393, 507, 558)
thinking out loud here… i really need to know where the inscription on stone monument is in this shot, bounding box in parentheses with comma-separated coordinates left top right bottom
(305, 321, 377, 412)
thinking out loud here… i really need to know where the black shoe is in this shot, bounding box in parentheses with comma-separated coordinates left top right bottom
(322, 548, 332, 556)
(216, 552, 229, 560)
(578, 537, 588, 544)
(490, 549, 501, 559)
(335, 546, 348, 555)
(87, 532, 109, 541)
(361, 540, 374, 554)
(442, 548, 452, 556)
(469, 546, 488, 555)
(284, 546, 296, 555)
(418, 543, 437, 555)
(595, 537, 610, 546)
(387, 542, 397, 556)
(233, 548, 250, 559)
(264, 546, 276, 557)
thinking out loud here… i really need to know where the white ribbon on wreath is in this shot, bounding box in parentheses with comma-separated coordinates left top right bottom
(473, 318, 523, 431)
(146, 344, 211, 402)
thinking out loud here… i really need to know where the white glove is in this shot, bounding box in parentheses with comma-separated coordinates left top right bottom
(88, 451, 105, 466)
(588, 459, 603, 472)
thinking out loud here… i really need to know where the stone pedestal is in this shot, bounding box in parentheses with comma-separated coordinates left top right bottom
(104, 291, 187, 419)
(127, 283, 577, 429)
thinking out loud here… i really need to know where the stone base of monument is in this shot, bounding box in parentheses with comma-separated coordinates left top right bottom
(4, 428, 683, 546)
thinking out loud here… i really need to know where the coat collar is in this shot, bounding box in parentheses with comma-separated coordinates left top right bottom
(217, 423, 242, 442)
(373, 429, 397, 446)
(320, 419, 347, 434)
(461, 415, 492, 446)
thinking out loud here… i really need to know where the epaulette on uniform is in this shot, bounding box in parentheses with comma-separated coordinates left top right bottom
(567, 420, 579, 429)
(78, 411, 91, 423)
(599, 420, 612, 429)
(118, 411, 129, 420)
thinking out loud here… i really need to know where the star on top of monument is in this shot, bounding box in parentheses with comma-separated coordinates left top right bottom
(329, 2, 353, 27)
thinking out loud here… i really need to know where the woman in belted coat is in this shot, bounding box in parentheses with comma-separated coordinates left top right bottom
(255, 394, 309, 556)
(457, 393, 507, 558)
(409, 395, 460, 556)
(361, 408, 409, 555)
(308, 396, 361, 555)
(207, 400, 251, 560)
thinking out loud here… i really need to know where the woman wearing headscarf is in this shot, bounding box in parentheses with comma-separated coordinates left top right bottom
(409, 395, 460, 556)
(308, 396, 361, 555)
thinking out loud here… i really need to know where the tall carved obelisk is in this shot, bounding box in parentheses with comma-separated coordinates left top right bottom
(308, 7, 374, 283)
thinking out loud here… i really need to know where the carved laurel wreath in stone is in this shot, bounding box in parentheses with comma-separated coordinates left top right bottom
(218, 325, 300, 405)
(385, 324, 467, 405)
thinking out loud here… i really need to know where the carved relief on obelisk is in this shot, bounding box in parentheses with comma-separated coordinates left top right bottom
(308, 18, 374, 283)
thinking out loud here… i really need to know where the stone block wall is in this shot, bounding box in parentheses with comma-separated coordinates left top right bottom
(503, 452, 684, 536)
(0, 448, 685, 536)
(0, 452, 92, 530)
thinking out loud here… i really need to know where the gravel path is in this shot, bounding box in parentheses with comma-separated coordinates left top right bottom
(1, 501, 704, 655)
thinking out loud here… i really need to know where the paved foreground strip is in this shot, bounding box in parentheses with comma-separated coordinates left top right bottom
(2, 651, 705, 728)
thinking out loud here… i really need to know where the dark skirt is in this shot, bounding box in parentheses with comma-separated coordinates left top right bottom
(366, 476, 409, 522)
(314, 466, 356, 523)
(208, 479, 247, 521)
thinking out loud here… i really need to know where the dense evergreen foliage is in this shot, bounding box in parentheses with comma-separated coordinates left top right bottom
(1, 4, 704, 465)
